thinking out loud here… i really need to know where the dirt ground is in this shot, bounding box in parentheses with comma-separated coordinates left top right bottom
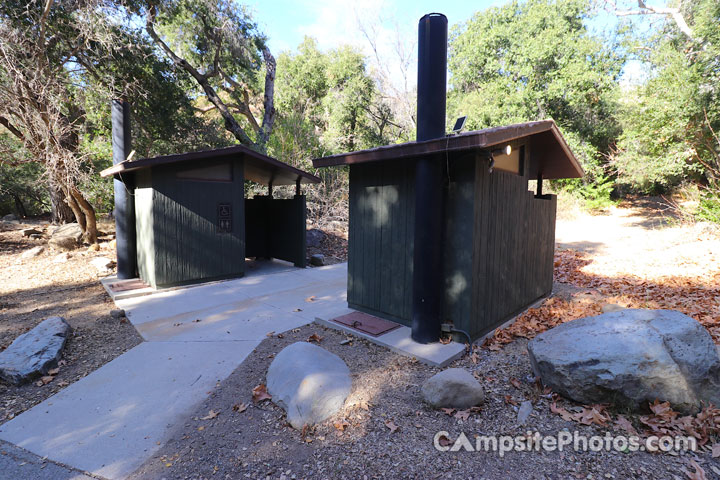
(129, 198, 720, 480)
(0, 218, 143, 425)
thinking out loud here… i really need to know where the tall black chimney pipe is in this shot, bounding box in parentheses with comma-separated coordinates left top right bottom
(411, 13, 447, 344)
(111, 100, 137, 279)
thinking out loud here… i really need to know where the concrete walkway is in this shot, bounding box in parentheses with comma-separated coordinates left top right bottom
(0, 263, 348, 480)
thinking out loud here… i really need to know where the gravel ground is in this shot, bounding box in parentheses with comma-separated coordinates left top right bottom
(128, 200, 720, 480)
(0, 219, 143, 425)
(129, 322, 718, 480)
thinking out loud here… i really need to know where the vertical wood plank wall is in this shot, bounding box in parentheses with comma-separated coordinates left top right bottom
(469, 154, 556, 340)
(348, 160, 416, 323)
(246, 196, 308, 267)
(140, 159, 245, 288)
(134, 169, 156, 286)
(347, 150, 557, 341)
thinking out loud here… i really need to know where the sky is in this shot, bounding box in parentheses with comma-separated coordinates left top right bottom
(244, 0, 500, 54)
(243, 0, 664, 88)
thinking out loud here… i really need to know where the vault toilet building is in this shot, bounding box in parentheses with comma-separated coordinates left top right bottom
(313, 13, 584, 343)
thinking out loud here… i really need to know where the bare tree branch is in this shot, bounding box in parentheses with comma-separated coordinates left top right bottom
(0, 115, 25, 140)
(610, 0, 694, 39)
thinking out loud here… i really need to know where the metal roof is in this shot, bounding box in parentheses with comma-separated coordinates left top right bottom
(101, 144, 321, 186)
(312, 120, 584, 180)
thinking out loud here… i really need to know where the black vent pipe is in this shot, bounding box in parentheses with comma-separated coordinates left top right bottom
(411, 13, 447, 344)
(111, 99, 137, 279)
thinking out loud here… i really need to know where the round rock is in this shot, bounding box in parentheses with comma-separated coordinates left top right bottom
(266, 342, 351, 429)
(422, 368, 485, 409)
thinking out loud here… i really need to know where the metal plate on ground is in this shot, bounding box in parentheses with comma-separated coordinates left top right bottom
(108, 279, 150, 292)
(331, 312, 401, 337)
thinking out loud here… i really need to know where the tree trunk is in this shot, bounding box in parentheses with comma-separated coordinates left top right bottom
(70, 187, 98, 244)
(50, 183, 74, 224)
(12, 194, 27, 218)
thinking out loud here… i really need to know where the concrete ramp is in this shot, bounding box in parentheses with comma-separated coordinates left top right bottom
(0, 264, 348, 479)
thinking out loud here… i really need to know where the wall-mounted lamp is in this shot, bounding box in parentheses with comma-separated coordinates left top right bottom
(488, 144, 512, 173)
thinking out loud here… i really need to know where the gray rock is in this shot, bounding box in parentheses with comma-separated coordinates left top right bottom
(310, 253, 325, 266)
(2, 213, 17, 221)
(49, 223, 83, 251)
(110, 309, 126, 319)
(421, 368, 485, 409)
(601, 303, 624, 313)
(90, 256, 114, 273)
(21, 228, 42, 237)
(306, 229, 326, 248)
(517, 400, 533, 425)
(267, 342, 352, 429)
(20, 246, 44, 259)
(528, 309, 720, 413)
(52, 252, 71, 263)
(0, 317, 71, 385)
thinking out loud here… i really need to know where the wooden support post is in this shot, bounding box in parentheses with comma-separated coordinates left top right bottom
(268, 179, 273, 198)
(536, 171, 543, 197)
(296, 177, 301, 197)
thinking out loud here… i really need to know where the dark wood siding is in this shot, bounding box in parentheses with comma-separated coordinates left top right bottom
(348, 160, 415, 325)
(245, 196, 307, 267)
(442, 155, 476, 334)
(149, 159, 245, 287)
(134, 169, 156, 287)
(470, 149, 556, 340)
(346, 147, 556, 341)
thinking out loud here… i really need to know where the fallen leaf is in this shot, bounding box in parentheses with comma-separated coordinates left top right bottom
(38, 376, 54, 385)
(438, 434, 452, 447)
(713, 443, 720, 458)
(233, 403, 248, 413)
(266, 331, 275, 337)
(333, 419, 350, 431)
(504, 395, 518, 406)
(305, 296, 316, 302)
(684, 459, 707, 480)
(307, 333, 323, 343)
(48, 368, 59, 375)
(470, 352, 479, 364)
(385, 420, 399, 433)
(440, 408, 456, 416)
(200, 409, 219, 420)
(509, 377, 522, 389)
(550, 402, 575, 422)
(197, 426, 205, 431)
(615, 415, 639, 436)
(252, 384, 272, 403)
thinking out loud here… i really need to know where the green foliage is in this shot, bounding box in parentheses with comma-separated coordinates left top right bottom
(697, 190, 720, 224)
(271, 37, 393, 162)
(613, 0, 720, 193)
(448, 0, 622, 161)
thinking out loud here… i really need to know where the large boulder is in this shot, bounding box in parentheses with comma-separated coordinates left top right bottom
(0, 317, 71, 385)
(267, 342, 352, 429)
(421, 368, 485, 409)
(306, 228, 326, 248)
(49, 223, 83, 251)
(528, 309, 720, 413)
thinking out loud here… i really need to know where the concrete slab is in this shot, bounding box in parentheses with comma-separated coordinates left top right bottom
(0, 440, 96, 480)
(315, 311, 466, 368)
(0, 262, 351, 480)
(0, 341, 257, 480)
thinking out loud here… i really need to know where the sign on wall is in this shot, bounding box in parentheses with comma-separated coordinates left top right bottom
(217, 203, 232, 233)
